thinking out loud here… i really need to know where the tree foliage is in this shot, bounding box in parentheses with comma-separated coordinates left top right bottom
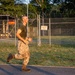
(30, 0, 52, 18)
(53, 0, 75, 17)
(30, 0, 75, 17)
(0, 0, 75, 18)
(0, 0, 27, 17)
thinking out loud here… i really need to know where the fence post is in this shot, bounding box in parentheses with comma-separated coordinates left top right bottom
(37, 14, 41, 46)
(15, 19, 17, 46)
(49, 18, 51, 46)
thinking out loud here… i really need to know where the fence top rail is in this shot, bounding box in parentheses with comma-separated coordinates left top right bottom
(41, 22, 75, 25)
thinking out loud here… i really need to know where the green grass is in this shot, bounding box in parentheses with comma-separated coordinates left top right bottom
(0, 40, 75, 67)
(29, 44, 75, 67)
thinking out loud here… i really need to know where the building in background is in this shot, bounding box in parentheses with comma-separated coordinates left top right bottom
(0, 15, 15, 38)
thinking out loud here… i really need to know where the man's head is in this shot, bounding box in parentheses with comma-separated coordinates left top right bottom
(22, 16, 28, 24)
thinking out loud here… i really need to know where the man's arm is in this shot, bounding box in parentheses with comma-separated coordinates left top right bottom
(16, 29, 29, 44)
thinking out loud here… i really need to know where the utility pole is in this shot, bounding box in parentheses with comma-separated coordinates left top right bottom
(27, 2, 29, 37)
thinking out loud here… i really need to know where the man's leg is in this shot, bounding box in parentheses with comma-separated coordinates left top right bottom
(7, 53, 15, 62)
(7, 53, 24, 62)
(22, 51, 30, 72)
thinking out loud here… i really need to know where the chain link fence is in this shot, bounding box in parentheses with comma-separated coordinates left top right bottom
(29, 17, 75, 46)
(0, 17, 75, 46)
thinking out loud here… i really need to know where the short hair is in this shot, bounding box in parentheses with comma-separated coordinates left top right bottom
(22, 16, 28, 19)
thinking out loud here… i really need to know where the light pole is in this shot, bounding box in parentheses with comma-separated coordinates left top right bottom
(26, 0, 29, 37)
(27, 1, 28, 17)
(24, 0, 29, 37)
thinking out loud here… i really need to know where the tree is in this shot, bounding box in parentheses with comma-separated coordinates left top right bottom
(0, 0, 27, 17)
(0, 0, 15, 15)
(53, 0, 75, 17)
(30, 0, 52, 18)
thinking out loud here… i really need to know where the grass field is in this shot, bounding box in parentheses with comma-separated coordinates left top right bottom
(0, 36, 75, 67)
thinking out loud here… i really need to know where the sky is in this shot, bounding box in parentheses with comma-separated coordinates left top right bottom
(19, 0, 66, 4)
(20, 0, 30, 4)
